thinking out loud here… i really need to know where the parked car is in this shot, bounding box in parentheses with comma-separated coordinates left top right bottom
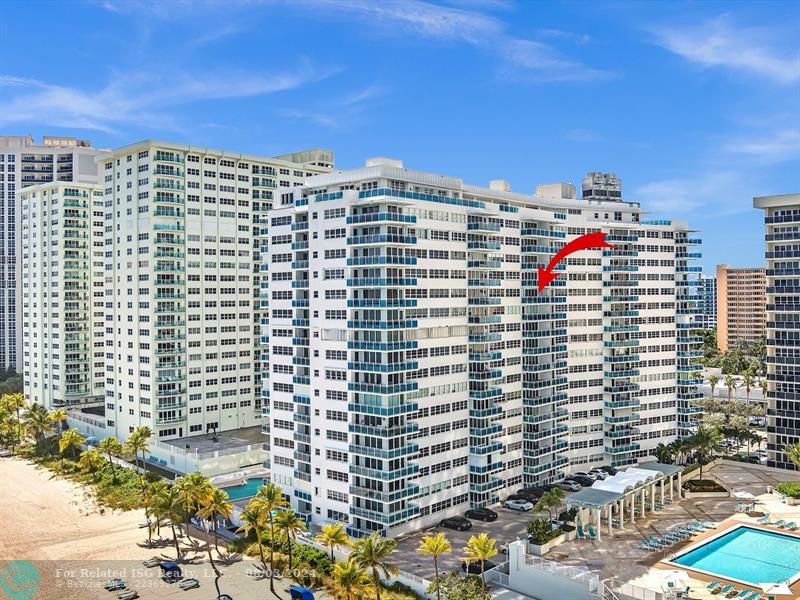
(513, 489, 541, 502)
(440, 516, 473, 531)
(461, 560, 498, 575)
(556, 480, 581, 492)
(570, 475, 595, 487)
(518, 486, 546, 497)
(571, 471, 600, 481)
(539, 483, 560, 492)
(598, 465, 618, 475)
(465, 508, 498, 522)
(589, 468, 609, 480)
(507, 493, 537, 503)
(504, 499, 534, 511)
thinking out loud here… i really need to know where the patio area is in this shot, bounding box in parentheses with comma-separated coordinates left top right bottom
(545, 461, 800, 599)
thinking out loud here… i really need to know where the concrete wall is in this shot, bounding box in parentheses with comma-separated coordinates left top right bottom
(506, 541, 600, 600)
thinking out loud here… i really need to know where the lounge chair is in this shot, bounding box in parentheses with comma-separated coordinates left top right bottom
(178, 578, 199, 590)
(713, 584, 734, 596)
(725, 588, 741, 598)
(733, 590, 750, 599)
(706, 581, 721, 591)
(773, 519, 785, 528)
(746, 592, 761, 600)
(757, 513, 770, 524)
(664, 531, 683, 543)
(664, 497, 673, 504)
(641, 539, 655, 552)
(587, 525, 598, 540)
(649, 535, 667, 548)
(116, 590, 138, 600)
(577, 525, 586, 539)
(785, 521, 797, 531)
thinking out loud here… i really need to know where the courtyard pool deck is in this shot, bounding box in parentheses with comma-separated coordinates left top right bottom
(546, 461, 800, 600)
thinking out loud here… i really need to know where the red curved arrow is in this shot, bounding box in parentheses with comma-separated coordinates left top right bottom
(537, 232, 616, 291)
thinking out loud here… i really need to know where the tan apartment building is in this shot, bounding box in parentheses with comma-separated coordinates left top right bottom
(716, 264, 766, 351)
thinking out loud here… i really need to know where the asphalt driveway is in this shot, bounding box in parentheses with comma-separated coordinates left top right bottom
(393, 504, 546, 580)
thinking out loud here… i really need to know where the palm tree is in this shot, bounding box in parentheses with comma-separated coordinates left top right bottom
(653, 442, 676, 464)
(125, 426, 152, 474)
(759, 378, 768, 402)
(49, 408, 67, 439)
(3, 392, 24, 454)
(416, 532, 451, 600)
(275, 509, 306, 575)
(724, 374, 737, 402)
(315, 522, 352, 562)
(174, 472, 212, 542)
(237, 502, 268, 571)
(143, 480, 168, 544)
(58, 428, 85, 460)
(23, 403, 51, 452)
(742, 371, 755, 405)
(98, 436, 123, 483)
(784, 443, 800, 470)
(462, 532, 498, 590)
(326, 559, 374, 600)
(77, 447, 105, 477)
(197, 486, 233, 575)
(351, 532, 398, 600)
(251, 481, 288, 595)
(534, 488, 565, 522)
(708, 374, 719, 398)
(154, 486, 185, 559)
(687, 425, 722, 481)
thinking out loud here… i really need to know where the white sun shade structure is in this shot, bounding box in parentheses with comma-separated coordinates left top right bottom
(566, 463, 685, 539)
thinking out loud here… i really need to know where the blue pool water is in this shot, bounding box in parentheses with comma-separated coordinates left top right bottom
(673, 526, 800, 585)
(221, 478, 264, 501)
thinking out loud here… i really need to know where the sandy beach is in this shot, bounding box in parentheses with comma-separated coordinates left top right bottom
(0, 457, 331, 600)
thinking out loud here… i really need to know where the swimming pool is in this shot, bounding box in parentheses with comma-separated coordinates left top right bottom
(670, 525, 800, 586)
(220, 478, 265, 501)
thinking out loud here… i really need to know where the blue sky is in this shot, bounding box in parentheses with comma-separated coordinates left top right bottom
(1, 0, 798, 272)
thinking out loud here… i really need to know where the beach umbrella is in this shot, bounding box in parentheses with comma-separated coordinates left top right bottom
(661, 570, 690, 595)
(759, 582, 793, 597)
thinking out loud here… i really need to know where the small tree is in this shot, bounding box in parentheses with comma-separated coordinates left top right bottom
(417, 532, 452, 600)
(462, 533, 497, 590)
(784, 443, 800, 470)
(724, 374, 737, 401)
(708, 374, 719, 398)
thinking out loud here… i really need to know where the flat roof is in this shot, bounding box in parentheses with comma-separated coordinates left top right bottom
(162, 425, 264, 452)
(638, 463, 684, 477)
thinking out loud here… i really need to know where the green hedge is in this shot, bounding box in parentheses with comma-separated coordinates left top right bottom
(776, 482, 800, 499)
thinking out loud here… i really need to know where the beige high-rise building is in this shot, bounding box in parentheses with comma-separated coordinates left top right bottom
(715, 264, 766, 352)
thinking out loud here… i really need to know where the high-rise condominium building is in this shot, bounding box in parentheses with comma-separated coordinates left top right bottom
(98, 141, 332, 446)
(753, 193, 800, 470)
(262, 161, 701, 537)
(20, 182, 106, 409)
(697, 275, 717, 328)
(0, 135, 100, 372)
(715, 264, 766, 352)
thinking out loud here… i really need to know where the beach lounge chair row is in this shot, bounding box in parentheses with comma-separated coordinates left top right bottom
(756, 514, 798, 530)
(641, 521, 717, 552)
(707, 582, 761, 599)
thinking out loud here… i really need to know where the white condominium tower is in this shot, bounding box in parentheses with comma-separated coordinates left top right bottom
(0, 135, 100, 372)
(262, 160, 701, 537)
(753, 193, 800, 470)
(20, 181, 106, 409)
(98, 141, 332, 444)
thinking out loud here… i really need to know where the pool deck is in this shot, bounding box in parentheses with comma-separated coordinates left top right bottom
(547, 461, 800, 600)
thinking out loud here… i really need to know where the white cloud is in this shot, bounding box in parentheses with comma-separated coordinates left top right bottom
(0, 63, 335, 133)
(501, 40, 611, 82)
(563, 128, 598, 142)
(723, 128, 800, 163)
(650, 16, 800, 84)
(634, 171, 752, 216)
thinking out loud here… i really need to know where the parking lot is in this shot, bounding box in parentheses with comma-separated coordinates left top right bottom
(393, 503, 548, 580)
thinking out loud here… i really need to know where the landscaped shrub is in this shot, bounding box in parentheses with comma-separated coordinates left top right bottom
(527, 519, 561, 545)
(559, 524, 576, 533)
(558, 507, 578, 523)
(776, 482, 800, 499)
(683, 479, 726, 492)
